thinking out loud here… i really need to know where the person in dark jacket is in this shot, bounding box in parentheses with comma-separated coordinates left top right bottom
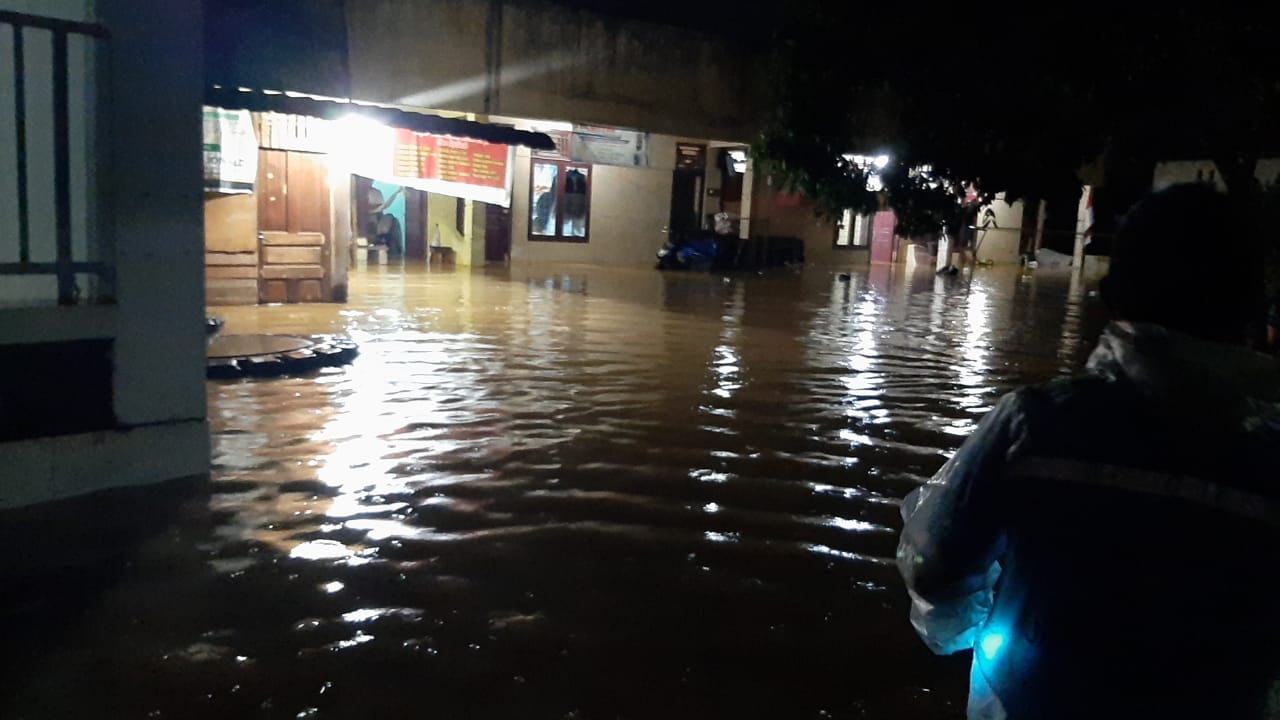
(898, 184, 1280, 719)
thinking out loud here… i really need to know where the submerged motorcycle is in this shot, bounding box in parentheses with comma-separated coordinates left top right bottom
(656, 231, 720, 271)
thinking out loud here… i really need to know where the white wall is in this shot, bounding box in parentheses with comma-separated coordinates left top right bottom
(1256, 159, 1280, 188)
(975, 194, 1023, 264)
(587, 164, 674, 265)
(425, 191, 474, 265)
(506, 132, 711, 267)
(0, 420, 206, 508)
(1152, 158, 1280, 191)
(509, 147, 673, 266)
(1152, 160, 1227, 192)
(0, 0, 92, 21)
(465, 199, 486, 266)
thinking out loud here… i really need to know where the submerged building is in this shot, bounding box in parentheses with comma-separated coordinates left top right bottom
(3, 0, 1078, 508)
(198, 0, 887, 316)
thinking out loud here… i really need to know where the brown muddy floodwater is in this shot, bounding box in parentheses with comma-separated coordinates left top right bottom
(2, 263, 1104, 719)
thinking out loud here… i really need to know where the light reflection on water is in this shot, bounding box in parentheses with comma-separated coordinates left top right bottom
(4, 263, 1102, 719)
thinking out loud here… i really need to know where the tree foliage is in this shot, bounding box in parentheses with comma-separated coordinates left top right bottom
(753, 5, 1280, 237)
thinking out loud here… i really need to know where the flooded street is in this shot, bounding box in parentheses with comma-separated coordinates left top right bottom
(3, 263, 1104, 719)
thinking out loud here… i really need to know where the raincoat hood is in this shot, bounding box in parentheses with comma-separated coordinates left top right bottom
(1086, 321, 1280, 429)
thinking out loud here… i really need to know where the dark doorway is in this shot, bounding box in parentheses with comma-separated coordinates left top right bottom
(669, 170, 704, 236)
(403, 189, 428, 261)
(0, 340, 114, 441)
(485, 203, 512, 262)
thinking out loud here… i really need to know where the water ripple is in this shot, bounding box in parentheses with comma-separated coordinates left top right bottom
(6, 265, 1103, 719)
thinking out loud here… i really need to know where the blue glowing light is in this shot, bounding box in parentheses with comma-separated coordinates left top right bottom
(979, 632, 1005, 661)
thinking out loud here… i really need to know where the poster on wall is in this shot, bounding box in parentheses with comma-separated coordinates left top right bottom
(393, 129, 510, 189)
(335, 120, 514, 207)
(532, 129, 572, 161)
(570, 124, 650, 168)
(202, 107, 258, 194)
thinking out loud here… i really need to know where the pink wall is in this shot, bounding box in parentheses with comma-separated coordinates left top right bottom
(870, 210, 896, 264)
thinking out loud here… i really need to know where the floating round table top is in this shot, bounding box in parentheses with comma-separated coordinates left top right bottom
(208, 333, 314, 360)
(206, 333, 359, 379)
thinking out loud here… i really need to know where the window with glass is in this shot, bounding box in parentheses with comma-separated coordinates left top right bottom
(836, 209, 871, 247)
(530, 161, 591, 242)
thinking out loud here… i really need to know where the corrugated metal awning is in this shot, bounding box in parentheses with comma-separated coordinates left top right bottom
(206, 86, 556, 151)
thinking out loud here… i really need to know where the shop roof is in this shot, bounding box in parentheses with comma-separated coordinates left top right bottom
(206, 86, 557, 151)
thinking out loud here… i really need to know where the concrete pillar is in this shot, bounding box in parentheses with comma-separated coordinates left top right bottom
(935, 229, 953, 272)
(1072, 185, 1091, 275)
(466, 198, 487, 266)
(739, 158, 754, 240)
(99, 0, 206, 427)
(329, 167, 352, 301)
(1033, 198, 1047, 253)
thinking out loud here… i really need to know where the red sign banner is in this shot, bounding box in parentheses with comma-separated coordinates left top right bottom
(393, 129, 509, 189)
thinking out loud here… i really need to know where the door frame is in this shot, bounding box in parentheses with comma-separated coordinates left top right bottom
(669, 168, 705, 236)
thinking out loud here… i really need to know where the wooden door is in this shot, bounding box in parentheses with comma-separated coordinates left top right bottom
(257, 149, 332, 303)
(484, 203, 511, 262)
(204, 194, 259, 305)
(403, 189, 428, 260)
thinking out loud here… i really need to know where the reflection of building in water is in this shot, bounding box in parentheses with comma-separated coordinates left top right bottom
(208, 373, 342, 558)
(958, 286, 992, 405)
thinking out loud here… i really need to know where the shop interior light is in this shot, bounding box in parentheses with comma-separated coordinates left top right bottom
(334, 113, 387, 135)
(331, 113, 396, 173)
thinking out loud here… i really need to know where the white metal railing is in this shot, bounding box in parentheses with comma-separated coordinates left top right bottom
(1, 10, 110, 305)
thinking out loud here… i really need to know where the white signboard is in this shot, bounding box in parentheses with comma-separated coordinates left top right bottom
(202, 107, 258, 194)
(570, 124, 650, 168)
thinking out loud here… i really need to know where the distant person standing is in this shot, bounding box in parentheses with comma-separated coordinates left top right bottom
(532, 184, 555, 235)
(367, 186, 405, 257)
(898, 184, 1280, 719)
(563, 168, 588, 237)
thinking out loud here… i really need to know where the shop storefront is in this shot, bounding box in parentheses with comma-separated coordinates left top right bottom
(201, 89, 554, 305)
(202, 85, 823, 312)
